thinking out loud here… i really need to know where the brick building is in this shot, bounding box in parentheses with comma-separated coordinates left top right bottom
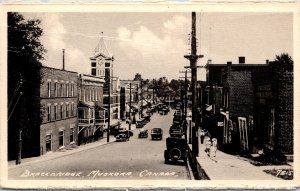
(40, 66, 78, 155)
(252, 61, 293, 156)
(78, 74, 106, 145)
(204, 58, 269, 153)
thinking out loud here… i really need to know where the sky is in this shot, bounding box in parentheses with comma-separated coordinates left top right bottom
(22, 12, 293, 81)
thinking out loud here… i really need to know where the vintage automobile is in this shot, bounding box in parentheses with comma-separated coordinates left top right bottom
(136, 120, 145, 128)
(151, 128, 163, 140)
(169, 123, 184, 138)
(116, 134, 128, 142)
(144, 115, 151, 122)
(117, 130, 133, 137)
(164, 137, 188, 164)
(138, 129, 148, 138)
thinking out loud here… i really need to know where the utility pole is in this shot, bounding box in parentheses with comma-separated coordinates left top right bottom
(107, 70, 111, 143)
(140, 79, 143, 118)
(129, 82, 132, 130)
(179, 70, 191, 143)
(184, 12, 203, 156)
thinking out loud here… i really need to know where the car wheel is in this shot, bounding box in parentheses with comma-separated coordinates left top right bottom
(164, 158, 168, 164)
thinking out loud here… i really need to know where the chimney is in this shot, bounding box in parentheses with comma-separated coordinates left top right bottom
(266, 59, 269, 64)
(239, 56, 245, 64)
(62, 49, 65, 70)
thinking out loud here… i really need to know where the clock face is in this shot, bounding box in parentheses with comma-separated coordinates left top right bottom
(97, 59, 104, 66)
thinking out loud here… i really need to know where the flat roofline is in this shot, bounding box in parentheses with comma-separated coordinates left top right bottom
(42, 65, 78, 74)
(205, 63, 269, 67)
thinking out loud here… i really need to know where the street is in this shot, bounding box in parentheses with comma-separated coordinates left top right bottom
(8, 110, 190, 180)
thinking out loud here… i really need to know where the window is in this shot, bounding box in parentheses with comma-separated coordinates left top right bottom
(90, 89, 92, 101)
(66, 83, 69, 97)
(105, 62, 110, 67)
(268, 108, 275, 145)
(95, 89, 98, 101)
(83, 90, 86, 102)
(60, 104, 63, 119)
(91, 62, 96, 67)
(54, 105, 58, 120)
(60, 83, 63, 97)
(54, 82, 58, 97)
(59, 130, 64, 147)
(47, 106, 51, 121)
(92, 68, 96, 76)
(71, 84, 74, 97)
(71, 103, 74, 116)
(70, 128, 74, 143)
(66, 104, 69, 118)
(92, 89, 95, 101)
(46, 134, 52, 152)
(47, 81, 51, 97)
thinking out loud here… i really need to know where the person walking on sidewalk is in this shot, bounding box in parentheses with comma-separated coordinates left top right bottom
(205, 137, 212, 157)
(211, 138, 218, 157)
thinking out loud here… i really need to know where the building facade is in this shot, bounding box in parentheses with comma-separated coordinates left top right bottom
(90, 35, 121, 127)
(203, 57, 293, 158)
(252, 61, 293, 156)
(40, 66, 78, 155)
(78, 74, 106, 145)
(204, 58, 269, 153)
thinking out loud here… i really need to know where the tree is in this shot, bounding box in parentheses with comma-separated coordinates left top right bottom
(8, 12, 46, 160)
(274, 53, 293, 66)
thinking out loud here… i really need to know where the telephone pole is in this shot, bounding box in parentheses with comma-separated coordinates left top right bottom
(129, 82, 132, 130)
(184, 12, 203, 156)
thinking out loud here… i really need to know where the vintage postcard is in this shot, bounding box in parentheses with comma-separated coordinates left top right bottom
(0, 3, 299, 190)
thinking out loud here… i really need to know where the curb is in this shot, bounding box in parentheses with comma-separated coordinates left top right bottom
(8, 138, 116, 170)
(186, 158, 195, 180)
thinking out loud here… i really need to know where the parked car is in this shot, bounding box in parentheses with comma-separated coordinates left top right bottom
(164, 137, 188, 164)
(169, 122, 184, 138)
(151, 128, 163, 140)
(117, 130, 133, 137)
(136, 120, 145, 128)
(116, 134, 128, 142)
(138, 129, 148, 138)
(144, 115, 151, 122)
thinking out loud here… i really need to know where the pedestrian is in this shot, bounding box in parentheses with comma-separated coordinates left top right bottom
(205, 137, 212, 157)
(211, 138, 218, 157)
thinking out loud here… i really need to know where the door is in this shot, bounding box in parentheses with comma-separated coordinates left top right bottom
(238, 117, 249, 151)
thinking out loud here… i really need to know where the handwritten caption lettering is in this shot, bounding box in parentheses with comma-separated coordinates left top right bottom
(20, 169, 178, 178)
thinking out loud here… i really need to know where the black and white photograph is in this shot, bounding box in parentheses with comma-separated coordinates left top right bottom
(1, 4, 299, 189)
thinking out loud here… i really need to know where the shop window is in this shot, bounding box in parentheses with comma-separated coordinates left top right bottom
(46, 134, 52, 152)
(70, 128, 74, 143)
(59, 130, 64, 147)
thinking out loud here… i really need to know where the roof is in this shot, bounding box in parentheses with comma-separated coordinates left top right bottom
(91, 35, 112, 59)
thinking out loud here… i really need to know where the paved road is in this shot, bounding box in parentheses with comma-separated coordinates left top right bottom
(8, 110, 189, 180)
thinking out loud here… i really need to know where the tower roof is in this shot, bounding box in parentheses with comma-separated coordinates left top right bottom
(91, 33, 112, 59)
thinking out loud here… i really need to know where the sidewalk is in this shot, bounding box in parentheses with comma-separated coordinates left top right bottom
(193, 142, 292, 180)
(8, 133, 116, 169)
